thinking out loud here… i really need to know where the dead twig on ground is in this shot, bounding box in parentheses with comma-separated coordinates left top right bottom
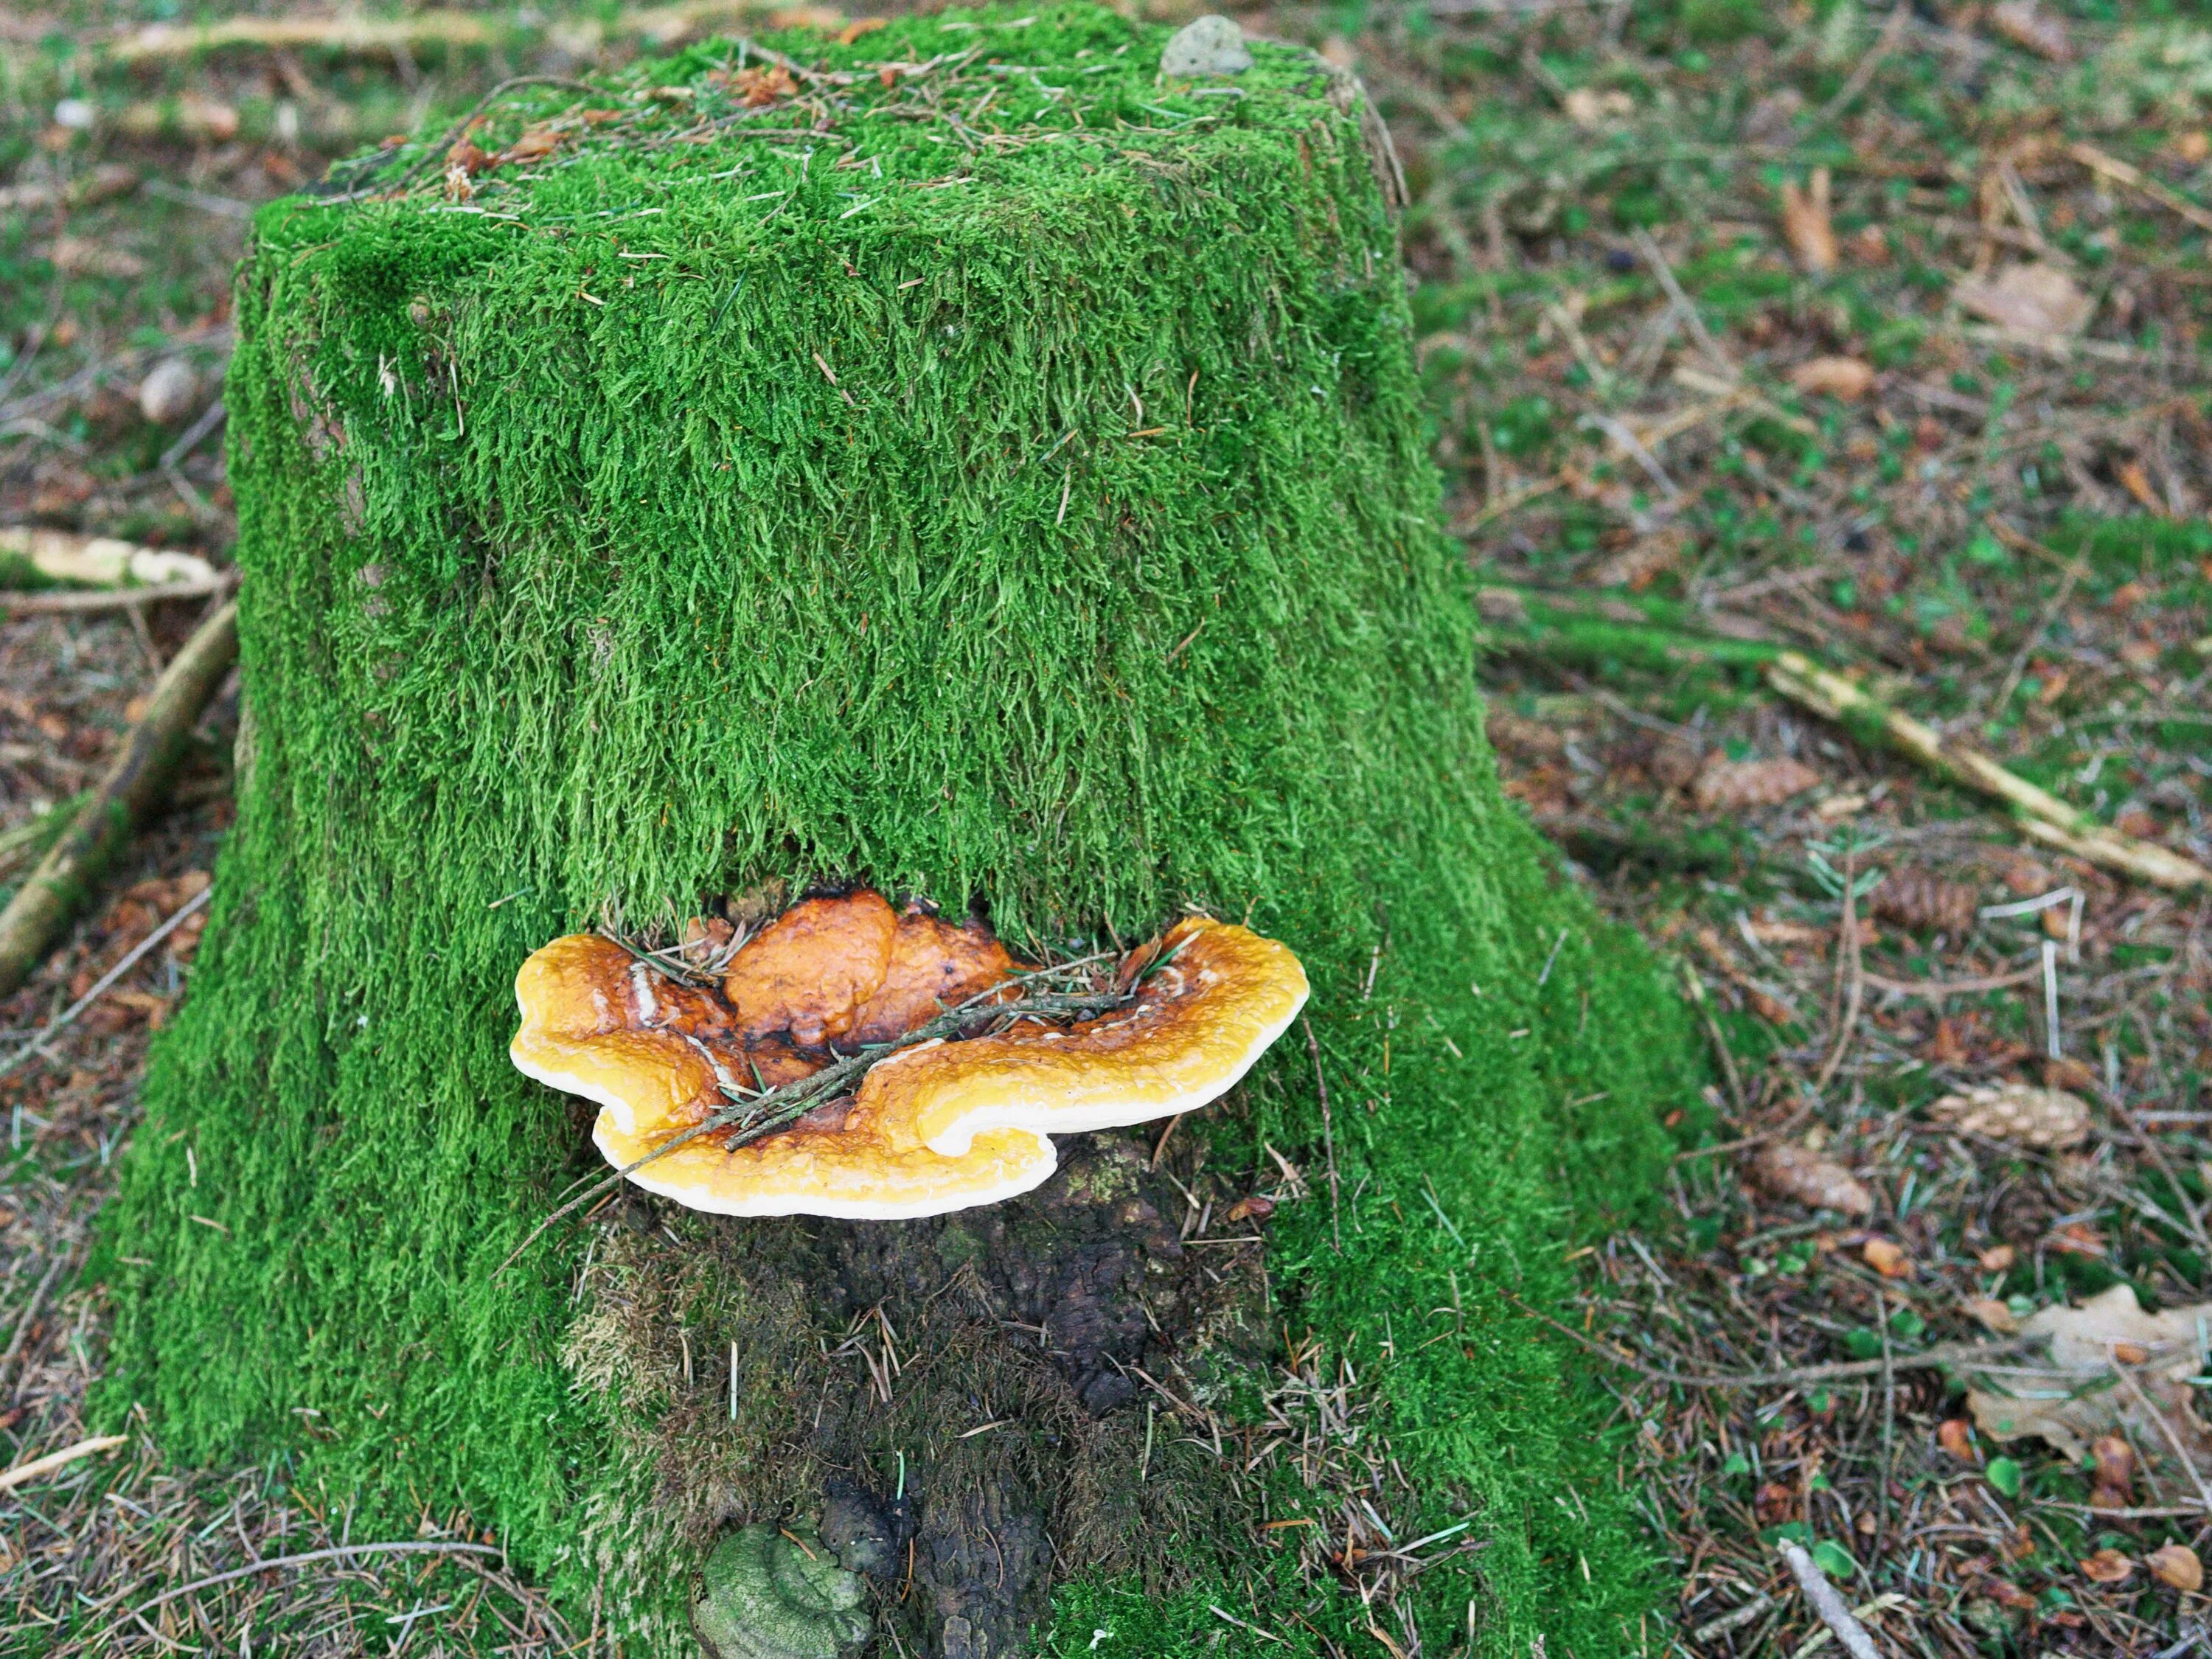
(0, 599, 237, 998)
(1776, 1539, 1881, 1659)
(0, 1434, 130, 1492)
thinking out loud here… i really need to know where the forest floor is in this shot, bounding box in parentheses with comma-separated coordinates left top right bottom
(2, 1, 2210, 1655)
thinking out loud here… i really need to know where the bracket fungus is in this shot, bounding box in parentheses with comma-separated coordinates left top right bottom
(509, 892, 1307, 1220)
(692, 1522, 870, 1659)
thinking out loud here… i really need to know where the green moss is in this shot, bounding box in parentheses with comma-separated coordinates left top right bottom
(94, 6, 1703, 1652)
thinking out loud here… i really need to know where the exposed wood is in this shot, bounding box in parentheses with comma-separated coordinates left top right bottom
(0, 526, 218, 591)
(0, 600, 237, 1000)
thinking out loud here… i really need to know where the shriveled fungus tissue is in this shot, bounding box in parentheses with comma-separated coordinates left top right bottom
(509, 890, 1308, 1220)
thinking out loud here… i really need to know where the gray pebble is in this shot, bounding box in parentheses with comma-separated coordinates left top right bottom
(1161, 15, 1252, 77)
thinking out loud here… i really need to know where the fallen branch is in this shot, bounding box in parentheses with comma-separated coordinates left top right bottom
(1510, 1293, 2030, 1388)
(2068, 141, 2212, 240)
(1765, 650, 2209, 891)
(0, 599, 237, 1000)
(0, 526, 218, 591)
(0, 1433, 129, 1493)
(1483, 585, 2212, 892)
(1776, 1540, 1881, 1659)
(4, 577, 233, 614)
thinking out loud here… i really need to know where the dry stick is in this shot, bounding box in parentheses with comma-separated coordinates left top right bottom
(497, 981, 1133, 1273)
(0, 599, 237, 999)
(1509, 1293, 2027, 1388)
(1680, 963, 1747, 1121)
(1812, 850, 1863, 1098)
(0, 883, 212, 1082)
(2112, 1359, 2212, 1517)
(0, 1256, 66, 1391)
(0, 1433, 128, 1492)
(1763, 649, 2211, 891)
(127, 1540, 506, 1616)
(1455, 389, 1751, 533)
(1858, 964, 2044, 1001)
(1986, 518, 2090, 714)
(1776, 1540, 1881, 1659)
(2068, 142, 2212, 240)
(2, 576, 233, 615)
(1632, 229, 1736, 378)
(1302, 1016, 1341, 1252)
(1811, 4, 1908, 126)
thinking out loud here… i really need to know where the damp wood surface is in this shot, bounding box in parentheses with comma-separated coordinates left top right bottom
(1, 2, 2210, 1658)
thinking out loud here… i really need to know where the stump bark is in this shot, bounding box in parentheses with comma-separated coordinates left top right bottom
(97, 8, 1705, 1654)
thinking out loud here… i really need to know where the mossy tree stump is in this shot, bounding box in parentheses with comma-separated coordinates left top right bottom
(99, 8, 1703, 1654)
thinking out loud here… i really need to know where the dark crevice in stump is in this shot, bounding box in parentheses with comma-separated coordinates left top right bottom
(585, 1130, 1271, 1659)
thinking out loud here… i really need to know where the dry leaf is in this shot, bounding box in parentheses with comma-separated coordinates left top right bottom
(1989, 0, 2072, 60)
(1778, 169, 1838, 274)
(2047, 1220, 2107, 1258)
(838, 16, 888, 44)
(1872, 867, 1979, 936)
(1748, 1142, 1873, 1216)
(1223, 1194, 1276, 1224)
(47, 236, 147, 279)
(2149, 1543, 2204, 1593)
(1927, 1082, 2090, 1150)
(1967, 1297, 2020, 1335)
(1966, 1286, 2212, 1491)
(1747, 989, 1795, 1026)
(1561, 87, 1633, 129)
(1980, 1245, 2017, 1273)
(1847, 223, 1891, 265)
(447, 139, 494, 176)
(2178, 131, 2212, 165)
(1587, 532, 1682, 591)
(1955, 262, 2093, 340)
(501, 125, 564, 164)
(1691, 755, 1822, 813)
(731, 64, 799, 106)
(2089, 1434, 2135, 1509)
(1863, 1237, 1914, 1279)
(2079, 1548, 2134, 1585)
(1790, 356, 1875, 400)
(2117, 460, 2163, 514)
(1938, 1418, 1980, 1462)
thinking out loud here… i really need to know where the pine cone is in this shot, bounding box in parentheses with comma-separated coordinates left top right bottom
(1927, 1082, 2090, 1150)
(1871, 866, 1978, 936)
(1747, 1141, 1873, 1215)
(1691, 755, 1822, 813)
